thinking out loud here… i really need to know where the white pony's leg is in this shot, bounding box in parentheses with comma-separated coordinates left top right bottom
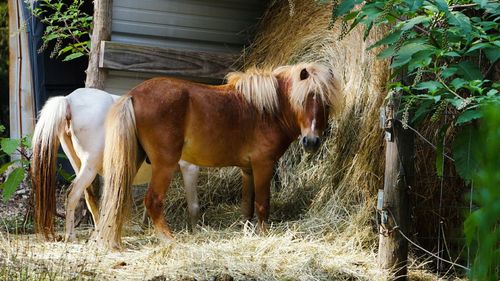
(179, 160, 200, 229)
(65, 162, 97, 241)
(59, 132, 81, 174)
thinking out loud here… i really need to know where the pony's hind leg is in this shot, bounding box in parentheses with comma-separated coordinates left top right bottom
(65, 162, 98, 241)
(144, 163, 177, 242)
(251, 161, 274, 233)
(84, 185, 100, 226)
(179, 160, 200, 230)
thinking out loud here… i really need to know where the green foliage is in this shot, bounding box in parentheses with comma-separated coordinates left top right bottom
(0, 125, 31, 202)
(328, 0, 499, 279)
(28, 0, 92, 61)
(330, 0, 499, 130)
(463, 105, 500, 281)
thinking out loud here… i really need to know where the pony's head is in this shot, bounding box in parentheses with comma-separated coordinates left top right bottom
(274, 62, 343, 153)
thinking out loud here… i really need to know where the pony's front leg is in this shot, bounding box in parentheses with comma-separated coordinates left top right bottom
(179, 160, 200, 231)
(251, 162, 274, 233)
(65, 163, 97, 241)
(144, 163, 177, 242)
(240, 167, 255, 221)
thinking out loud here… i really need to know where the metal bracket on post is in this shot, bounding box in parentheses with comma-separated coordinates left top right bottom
(384, 92, 397, 142)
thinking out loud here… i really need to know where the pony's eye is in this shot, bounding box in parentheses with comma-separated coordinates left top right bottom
(300, 69, 309, 80)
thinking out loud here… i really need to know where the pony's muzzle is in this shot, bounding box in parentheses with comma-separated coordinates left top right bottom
(301, 136, 321, 153)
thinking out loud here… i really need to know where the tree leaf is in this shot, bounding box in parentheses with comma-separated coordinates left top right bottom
(334, 0, 363, 17)
(405, 0, 424, 11)
(63, 52, 84, 61)
(433, 0, 449, 14)
(411, 99, 434, 124)
(452, 126, 479, 183)
(1, 138, 20, 155)
(456, 109, 483, 125)
(368, 29, 403, 50)
(456, 61, 483, 80)
(401, 15, 429, 31)
(414, 81, 443, 92)
(448, 11, 472, 34)
(1, 167, 25, 202)
(484, 48, 499, 63)
(392, 42, 435, 68)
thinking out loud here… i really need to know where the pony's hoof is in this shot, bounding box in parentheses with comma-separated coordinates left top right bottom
(256, 222, 269, 235)
(65, 234, 76, 242)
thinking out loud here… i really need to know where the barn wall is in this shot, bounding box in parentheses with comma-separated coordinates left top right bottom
(104, 0, 265, 95)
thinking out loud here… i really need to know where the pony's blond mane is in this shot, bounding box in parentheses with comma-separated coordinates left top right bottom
(226, 67, 279, 113)
(274, 62, 343, 115)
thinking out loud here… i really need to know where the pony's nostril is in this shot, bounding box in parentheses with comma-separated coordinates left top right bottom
(301, 137, 308, 146)
(313, 137, 320, 147)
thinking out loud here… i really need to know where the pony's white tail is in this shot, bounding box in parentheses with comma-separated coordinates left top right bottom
(32, 96, 69, 239)
(95, 96, 138, 249)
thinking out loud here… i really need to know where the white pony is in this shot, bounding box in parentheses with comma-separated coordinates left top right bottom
(31, 88, 200, 241)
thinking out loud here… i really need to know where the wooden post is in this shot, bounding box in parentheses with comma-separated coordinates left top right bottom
(76, 0, 113, 224)
(8, 0, 35, 139)
(84, 0, 112, 89)
(378, 93, 414, 280)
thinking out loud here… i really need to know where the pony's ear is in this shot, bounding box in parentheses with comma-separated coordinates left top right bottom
(300, 68, 309, 80)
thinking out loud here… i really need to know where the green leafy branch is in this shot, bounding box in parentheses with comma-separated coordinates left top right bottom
(28, 0, 92, 61)
(326, 1, 499, 279)
(0, 125, 31, 202)
(329, 0, 499, 178)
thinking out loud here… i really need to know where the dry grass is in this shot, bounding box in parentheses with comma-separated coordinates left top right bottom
(0, 0, 467, 280)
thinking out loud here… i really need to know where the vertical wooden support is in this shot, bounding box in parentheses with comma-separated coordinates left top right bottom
(84, 0, 112, 89)
(379, 93, 414, 280)
(8, 0, 35, 139)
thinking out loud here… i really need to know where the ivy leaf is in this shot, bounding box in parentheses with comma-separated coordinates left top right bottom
(452, 126, 479, 183)
(456, 109, 483, 125)
(63, 52, 84, 61)
(1, 167, 25, 202)
(1, 138, 20, 155)
(456, 61, 483, 80)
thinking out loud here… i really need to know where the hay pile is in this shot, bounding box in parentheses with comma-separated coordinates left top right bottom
(1, 1, 461, 280)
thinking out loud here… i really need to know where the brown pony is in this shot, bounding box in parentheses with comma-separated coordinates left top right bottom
(96, 62, 342, 249)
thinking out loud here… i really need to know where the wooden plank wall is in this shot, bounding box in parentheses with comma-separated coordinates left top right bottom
(100, 41, 240, 80)
(104, 0, 265, 95)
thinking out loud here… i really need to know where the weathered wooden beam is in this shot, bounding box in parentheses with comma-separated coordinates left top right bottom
(85, 0, 113, 89)
(99, 41, 240, 80)
(8, 0, 35, 139)
(378, 94, 414, 280)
